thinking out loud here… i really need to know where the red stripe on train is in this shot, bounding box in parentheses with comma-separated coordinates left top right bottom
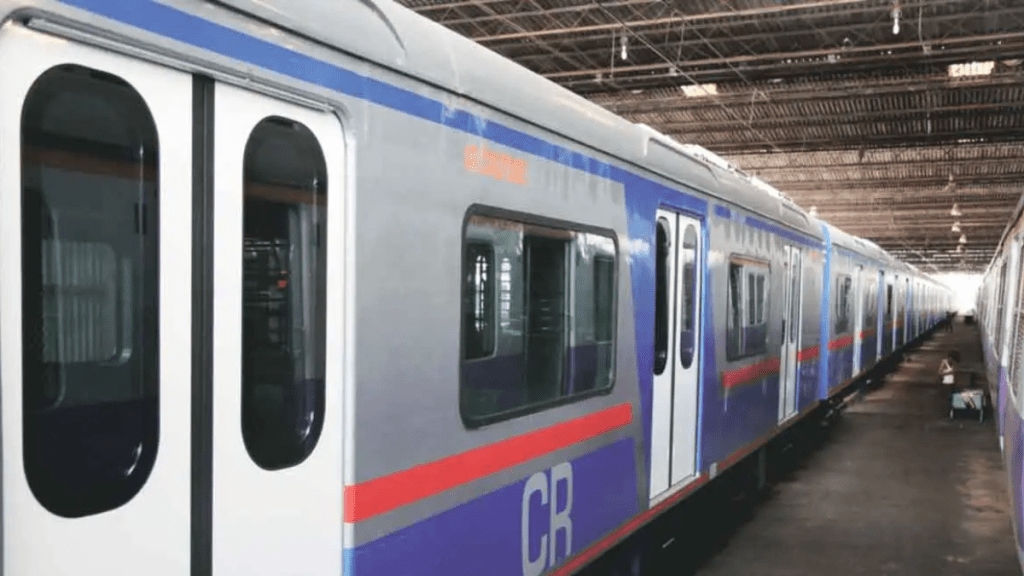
(828, 334, 855, 351)
(797, 345, 820, 362)
(722, 357, 781, 389)
(342, 402, 633, 523)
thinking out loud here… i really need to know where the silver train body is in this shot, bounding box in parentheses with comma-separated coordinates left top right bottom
(978, 194, 1024, 573)
(0, 0, 952, 574)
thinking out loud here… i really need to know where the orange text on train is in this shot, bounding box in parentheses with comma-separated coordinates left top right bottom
(464, 144, 528, 185)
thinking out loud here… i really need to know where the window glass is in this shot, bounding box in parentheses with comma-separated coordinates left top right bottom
(727, 258, 769, 360)
(595, 256, 615, 343)
(460, 213, 616, 425)
(755, 275, 766, 324)
(996, 261, 1008, 352)
(463, 242, 494, 359)
(21, 65, 159, 517)
(654, 219, 670, 375)
(681, 225, 697, 332)
(747, 273, 756, 326)
(835, 274, 852, 334)
(241, 117, 327, 471)
(680, 224, 698, 369)
(727, 263, 743, 359)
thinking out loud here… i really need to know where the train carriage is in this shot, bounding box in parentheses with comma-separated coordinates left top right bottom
(978, 194, 1024, 573)
(0, 1, 951, 575)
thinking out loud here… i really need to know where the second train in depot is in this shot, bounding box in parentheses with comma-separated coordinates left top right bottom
(0, 1, 954, 575)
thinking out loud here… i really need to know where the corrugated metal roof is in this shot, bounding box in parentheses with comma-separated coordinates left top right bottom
(398, 0, 1024, 272)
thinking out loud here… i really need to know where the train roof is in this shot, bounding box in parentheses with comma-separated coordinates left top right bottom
(192, 0, 823, 240)
(41, 0, 938, 265)
(823, 222, 891, 263)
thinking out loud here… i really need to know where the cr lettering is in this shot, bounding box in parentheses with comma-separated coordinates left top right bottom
(521, 462, 573, 576)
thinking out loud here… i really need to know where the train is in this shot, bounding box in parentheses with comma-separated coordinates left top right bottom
(978, 194, 1024, 574)
(0, 0, 953, 574)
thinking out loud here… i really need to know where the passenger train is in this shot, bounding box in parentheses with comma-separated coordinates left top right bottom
(0, 0, 953, 574)
(978, 194, 1024, 574)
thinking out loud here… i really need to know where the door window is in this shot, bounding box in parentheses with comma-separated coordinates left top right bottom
(654, 218, 670, 375)
(240, 117, 328, 471)
(21, 64, 160, 517)
(679, 224, 698, 368)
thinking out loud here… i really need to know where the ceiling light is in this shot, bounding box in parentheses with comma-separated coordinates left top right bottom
(959, 234, 967, 244)
(950, 203, 962, 217)
(948, 61, 995, 78)
(620, 35, 628, 61)
(681, 83, 718, 97)
(891, 1, 901, 34)
(951, 221, 961, 233)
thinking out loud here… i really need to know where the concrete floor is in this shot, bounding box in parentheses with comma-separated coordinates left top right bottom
(694, 320, 1020, 576)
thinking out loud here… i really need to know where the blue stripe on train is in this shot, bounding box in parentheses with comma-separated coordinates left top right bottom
(343, 438, 638, 576)
(828, 346, 854, 392)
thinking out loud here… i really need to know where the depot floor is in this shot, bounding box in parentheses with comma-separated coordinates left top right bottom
(690, 319, 1019, 576)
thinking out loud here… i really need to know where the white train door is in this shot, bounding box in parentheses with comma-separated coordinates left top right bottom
(0, 24, 192, 574)
(852, 266, 864, 376)
(778, 246, 802, 423)
(649, 210, 703, 500)
(211, 83, 345, 575)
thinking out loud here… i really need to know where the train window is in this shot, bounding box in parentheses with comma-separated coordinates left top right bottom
(595, 256, 615, 343)
(680, 224, 698, 369)
(726, 257, 769, 360)
(654, 219, 670, 375)
(835, 275, 852, 334)
(240, 117, 328, 471)
(464, 242, 495, 359)
(996, 261, 1008, 353)
(867, 281, 877, 324)
(460, 212, 617, 425)
(21, 65, 159, 517)
(681, 225, 697, 332)
(727, 263, 743, 358)
(755, 275, 766, 325)
(885, 284, 893, 320)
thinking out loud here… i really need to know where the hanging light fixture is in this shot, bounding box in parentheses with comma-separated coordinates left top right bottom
(956, 245, 963, 253)
(620, 34, 628, 61)
(891, 1, 901, 35)
(951, 221, 961, 233)
(950, 202, 962, 217)
(959, 234, 967, 244)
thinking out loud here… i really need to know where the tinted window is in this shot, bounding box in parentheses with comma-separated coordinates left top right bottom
(654, 219, 670, 375)
(727, 263, 743, 358)
(681, 225, 697, 332)
(788, 253, 801, 342)
(464, 242, 495, 359)
(461, 213, 616, 425)
(241, 117, 327, 470)
(835, 275, 852, 334)
(22, 65, 159, 517)
(726, 258, 769, 360)
(595, 256, 615, 343)
(680, 224, 698, 369)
